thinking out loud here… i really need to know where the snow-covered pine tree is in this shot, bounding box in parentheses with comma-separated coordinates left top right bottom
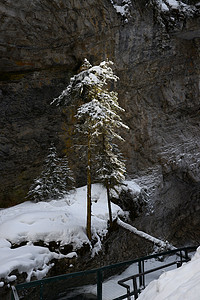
(52, 59, 128, 237)
(27, 145, 75, 202)
(75, 60, 129, 227)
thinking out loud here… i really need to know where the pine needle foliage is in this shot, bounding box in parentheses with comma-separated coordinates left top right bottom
(27, 145, 75, 202)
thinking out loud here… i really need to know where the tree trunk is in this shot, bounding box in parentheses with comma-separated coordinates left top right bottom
(106, 179, 113, 227)
(87, 130, 92, 240)
(102, 132, 113, 227)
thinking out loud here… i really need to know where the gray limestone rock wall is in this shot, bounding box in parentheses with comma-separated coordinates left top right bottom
(0, 0, 200, 244)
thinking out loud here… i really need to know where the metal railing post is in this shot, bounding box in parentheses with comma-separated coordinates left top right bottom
(97, 269, 103, 300)
(138, 260, 145, 289)
(142, 260, 145, 288)
(180, 250, 183, 266)
(133, 276, 138, 299)
(40, 283, 43, 300)
(138, 261, 142, 287)
(184, 249, 189, 260)
(126, 285, 131, 300)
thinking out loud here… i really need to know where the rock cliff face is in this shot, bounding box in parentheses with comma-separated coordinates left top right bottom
(0, 0, 200, 244)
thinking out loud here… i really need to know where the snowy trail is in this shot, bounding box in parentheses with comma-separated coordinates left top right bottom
(117, 218, 176, 250)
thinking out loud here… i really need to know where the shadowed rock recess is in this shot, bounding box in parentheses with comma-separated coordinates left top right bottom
(0, 0, 200, 245)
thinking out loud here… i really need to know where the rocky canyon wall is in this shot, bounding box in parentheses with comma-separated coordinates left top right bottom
(0, 0, 200, 244)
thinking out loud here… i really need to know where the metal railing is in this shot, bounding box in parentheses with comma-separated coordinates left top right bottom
(11, 246, 197, 300)
(113, 247, 196, 300)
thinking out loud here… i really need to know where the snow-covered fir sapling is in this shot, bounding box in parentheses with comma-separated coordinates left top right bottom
(27, 145, 75, 202)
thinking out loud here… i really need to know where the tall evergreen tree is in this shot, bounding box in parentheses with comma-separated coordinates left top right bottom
(27, 145, 75, 202)
(76, 74, 128, 226)
(52, 59, 128, 238)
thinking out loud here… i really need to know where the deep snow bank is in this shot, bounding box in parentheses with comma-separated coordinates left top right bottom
(138, 246, 200, 300)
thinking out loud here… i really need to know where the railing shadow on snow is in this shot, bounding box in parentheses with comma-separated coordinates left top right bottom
(11, 246, 197, 300)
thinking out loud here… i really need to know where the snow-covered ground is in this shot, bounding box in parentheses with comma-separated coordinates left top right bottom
(0, 241, 61, 286)
(0, 183, 128, 286)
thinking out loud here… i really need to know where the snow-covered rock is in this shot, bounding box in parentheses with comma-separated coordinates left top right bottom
(0, 244, 61, 283)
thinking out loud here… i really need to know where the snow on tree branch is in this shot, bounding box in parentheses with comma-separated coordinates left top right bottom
(51, 59, 118, 107)
(117, 217, 176, 250)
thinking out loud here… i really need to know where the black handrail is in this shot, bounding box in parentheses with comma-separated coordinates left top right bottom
(11, 246, 197, 300)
